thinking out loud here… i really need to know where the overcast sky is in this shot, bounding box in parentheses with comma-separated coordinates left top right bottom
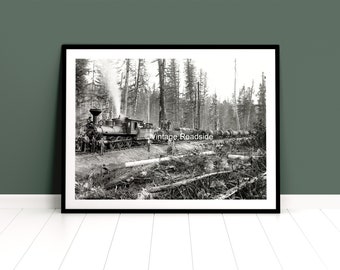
(145, 51, 275, 102)
(86, 49, 275, 103)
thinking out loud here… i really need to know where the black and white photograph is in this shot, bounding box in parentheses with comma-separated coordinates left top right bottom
(63, 45, 279, 212)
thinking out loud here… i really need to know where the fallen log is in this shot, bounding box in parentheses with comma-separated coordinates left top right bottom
(124, 150, 215, 168)
(227, 154, 263, 161)
(120, 152, 258, 169)
(147, 170, 232, 193)
(214, 173, 266, 200)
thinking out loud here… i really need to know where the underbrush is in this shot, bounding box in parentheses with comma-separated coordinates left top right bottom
(76, 137, 267, 200)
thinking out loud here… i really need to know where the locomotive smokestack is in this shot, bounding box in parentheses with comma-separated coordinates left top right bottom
(90, 108, 102, 124)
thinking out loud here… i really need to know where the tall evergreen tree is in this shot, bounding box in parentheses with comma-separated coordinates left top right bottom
(184, 59, 196, 128)
(237, 85, 247, 129)
(76, 59, 89, 107)
(123, 59, 131, 116)
(245, 81, 255, 129)
(158, 59, 166, 128)
(225, 99, 237, 130)
(149, 83, 159, 127)
(199, 70, 208, 129)
(257, 72, 266, 125)
(133, 59, 149, 120)
(165, 59, 180, 128)
(209, 92, 218, 130)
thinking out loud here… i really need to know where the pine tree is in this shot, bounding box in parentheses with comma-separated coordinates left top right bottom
(133, 59, 149, 120)
(165, 59, 180, 128)
(132, 59, 141, 117)
(237, 85, 247, 129)
(225, 99, 237, 130)
(257, 72, 266, 125)
(233, 59, 241, 130)
(123, 59, 131, 116)
(149, 83, 159, 127)
(88, 61, 108, 110)
(199, 70, 208, 129)
(75, 59, 89, 107)
(158, 59, 166, 128)
(184, 59, 196, 128)
(245, 81, 255, 129)
(218, 100, 229, 131)
(209, 92, 218, 130)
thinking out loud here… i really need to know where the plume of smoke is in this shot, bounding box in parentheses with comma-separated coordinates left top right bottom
(95, 59, 121, 117)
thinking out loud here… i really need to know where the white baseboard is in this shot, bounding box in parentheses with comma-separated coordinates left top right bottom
(280, 195, 340, 209)
(0, 195, 61, 209)
(0, 195, 339, 209)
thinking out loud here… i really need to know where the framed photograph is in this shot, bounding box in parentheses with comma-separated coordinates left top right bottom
(62, 45, 280, 213)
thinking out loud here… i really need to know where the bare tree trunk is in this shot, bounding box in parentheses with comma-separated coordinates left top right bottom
(124, 59, 130, 116)
(234, 59, 240, 130)
(120, 72, 124, 86)
(147, 88, 150, 123)
(214, 92, 218, 130)
(133, 59, 141, 117)
(91, 61, 95, 108)
(175, 69, 179, 128)
(197, 82, 200, 130)
(158, 59, 166, 128)
(194, 83, 197, 129)
(246, 80, 254, 129)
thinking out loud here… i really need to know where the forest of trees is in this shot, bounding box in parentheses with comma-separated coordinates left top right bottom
(76, 59, 266, 133)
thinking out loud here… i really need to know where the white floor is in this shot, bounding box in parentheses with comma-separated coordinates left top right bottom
(0, 209, 339, 270)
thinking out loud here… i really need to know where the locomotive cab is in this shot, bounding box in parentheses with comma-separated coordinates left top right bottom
(125, 118, 143, 135)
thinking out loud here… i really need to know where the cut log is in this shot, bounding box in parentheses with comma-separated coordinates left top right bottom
(214, 173, 266, 200)
(147, 171, 232, 193)
(227, 154, 263, 161)
(123, 150, 215, 168)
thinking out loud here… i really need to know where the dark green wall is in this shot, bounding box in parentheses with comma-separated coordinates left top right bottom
(0, 0, 339, 194)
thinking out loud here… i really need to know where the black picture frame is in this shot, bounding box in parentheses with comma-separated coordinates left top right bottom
(62, 44, 280, 213)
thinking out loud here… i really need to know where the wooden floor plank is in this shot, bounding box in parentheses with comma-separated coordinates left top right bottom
(223, 214, 281, 270)
(0, 209, 54, 270)
(258, 210, 325, 270)
(1, 208, 339, 270)
(321, 209, 340, 232)
(59, 214, 119, 270)
(15, 210, 85, 270)
(289, 209, 340, 269)
(104, 214, 154, 270)
(189, 214, 237, 270)
(149, 214, 193, 270)
(0, 209, 22, 233)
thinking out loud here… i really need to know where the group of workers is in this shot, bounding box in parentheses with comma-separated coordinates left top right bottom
(76, 134, 105, 155)
(77, 134, 153, 155)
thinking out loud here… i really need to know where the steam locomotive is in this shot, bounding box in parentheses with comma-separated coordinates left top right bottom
(84, 108, 154, 150)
